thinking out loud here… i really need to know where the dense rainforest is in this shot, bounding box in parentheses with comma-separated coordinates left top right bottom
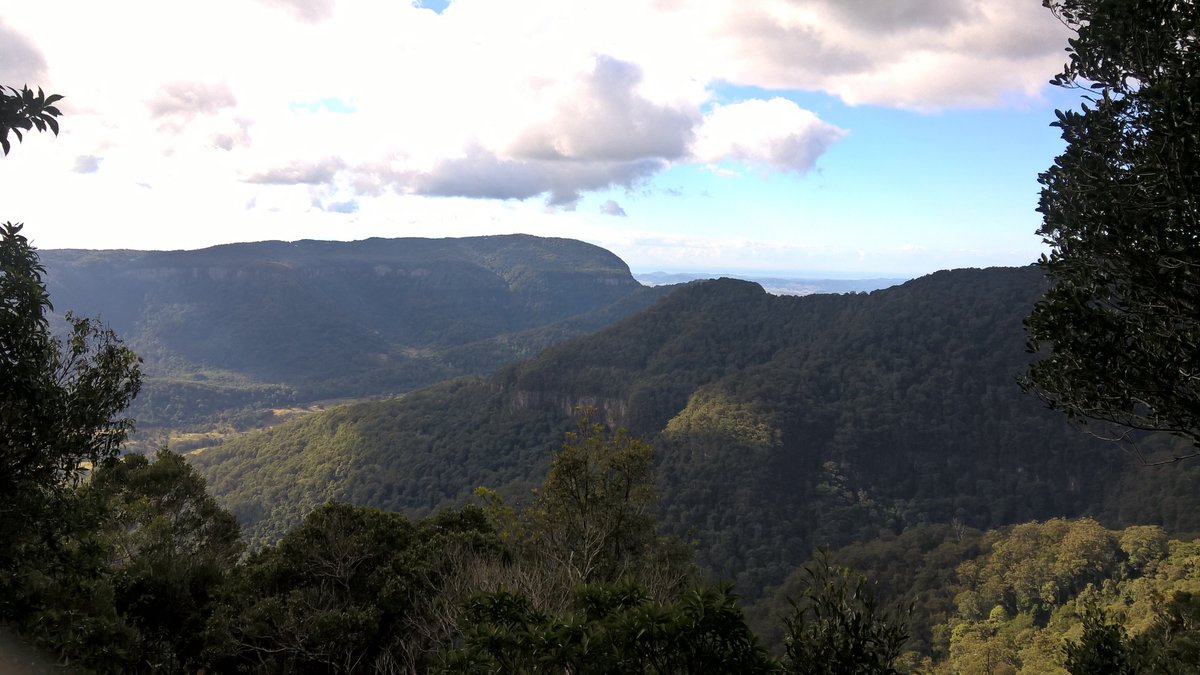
(7, 225, 1200, 672)
(194, 266, 1200, 598)
(7, 0, 1200, 667)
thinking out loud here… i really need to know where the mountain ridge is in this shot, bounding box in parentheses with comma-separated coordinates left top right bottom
(39, 234, 668, 434)
(192, 265, 1200, 596)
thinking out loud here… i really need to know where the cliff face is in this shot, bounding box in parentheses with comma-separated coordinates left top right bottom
(509, 389, 630, 428)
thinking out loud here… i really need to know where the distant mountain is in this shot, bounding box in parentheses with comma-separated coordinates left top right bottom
(40, 235, 669, 430)
(633, 271, 907, 296)
(194, 266, 1200, 595)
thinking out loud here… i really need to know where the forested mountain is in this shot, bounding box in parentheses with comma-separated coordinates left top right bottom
(194, 266, 1200, 595)
(634, 271, 907, 296)
(39, 235, 668, 431)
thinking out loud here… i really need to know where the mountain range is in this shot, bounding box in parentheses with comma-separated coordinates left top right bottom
(40, 235, 669, 435)
(186, 261, 1200, 596)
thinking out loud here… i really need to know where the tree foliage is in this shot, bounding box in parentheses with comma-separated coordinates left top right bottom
(204, 502, 505, 673)
(0, 85, 62, 155)
(1, 221, 142, 648)
(1, 222, 141, 497)
(438, 581, 776, 674)
(1065, 592, 1200, 675)
(474, 409, 695, 611)
(779, 553, 910, 675)
(530, 409, 661, 585)
(1064, 604, 1141, 675)
(88, 450, 244, 670)
(1024, 0, 1200, 460)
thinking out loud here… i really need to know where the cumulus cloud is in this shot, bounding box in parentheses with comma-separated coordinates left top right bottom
(375, 56, 698, 205)
(509, 56, 696, 162)
(148, 81, 237, 121)
(813, 0, 969, 34)
(406, 144, 663, 207)
(600, 199, 627, 217)
(0, 20, 47, 85)
(714, 0, 1069, 108)
(692, 98, 846, 173)
(724, 11, 873, 80)
(245, 158, 345, 185)
(72, 155, 102, 173)
(210, 117, 254, 151)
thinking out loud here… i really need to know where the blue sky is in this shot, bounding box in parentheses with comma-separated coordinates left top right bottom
(0, 0, 1079, 277)
(584, 85, 1079, 276)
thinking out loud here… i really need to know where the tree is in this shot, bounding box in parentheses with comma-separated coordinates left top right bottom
(1, 221, 143, 669)
(532, 409, 660, 585)
(477, 408, 694, 610)
(204, 502, 504, 674)
(1, 221, 142, 529)
(1064, 604, 1143, 675)
(1023, 0, 1200, 462)
(438, 580, 776, 674)
(780, 553, 910, 675)
(88, 449, 243, 671)
(1, 220, 142, 590)
(0, 85, 62, 155)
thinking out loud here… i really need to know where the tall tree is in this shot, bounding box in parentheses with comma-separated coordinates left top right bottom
(1, 220, 142, 581)
(477, 408, 694, 610)
(1, 221, 143, 670)
(531, 410, 660, 585)
(780, 553, 910, 675)
(88, 450, 243, 671)
(1023, 0, 1200, 461)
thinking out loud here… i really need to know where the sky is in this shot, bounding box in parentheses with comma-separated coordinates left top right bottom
(0, 0, 1083, 277)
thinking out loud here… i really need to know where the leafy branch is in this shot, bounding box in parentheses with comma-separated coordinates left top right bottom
(0, 85, 64, 156)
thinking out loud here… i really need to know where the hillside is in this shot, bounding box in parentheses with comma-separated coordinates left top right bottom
(634, 271, 908, 296)
(40, 235, 668, 433)
(193, 266, 1200, 594)
(746, 518, 1200, 670)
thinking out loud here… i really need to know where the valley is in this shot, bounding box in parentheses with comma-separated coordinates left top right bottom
(7, 1, 1197, 669)
(16, 234, 1200, 672)
(139, 250, 1196, 598)
(40, 235, 672, 450)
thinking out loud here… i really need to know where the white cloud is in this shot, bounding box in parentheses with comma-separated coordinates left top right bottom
(147, 81, 237, 121)
(244, 158, 345, 185)
(255, 0, 335, 23)
(692, 98, 846, 173)
(405, 144, 664, 207)
(72, 155, 101, 173)
(0, 0, 1069, 266)
(508, 56, 697, 162)
(711, 0, 1069, 108)
(600, 199, 627, 216)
